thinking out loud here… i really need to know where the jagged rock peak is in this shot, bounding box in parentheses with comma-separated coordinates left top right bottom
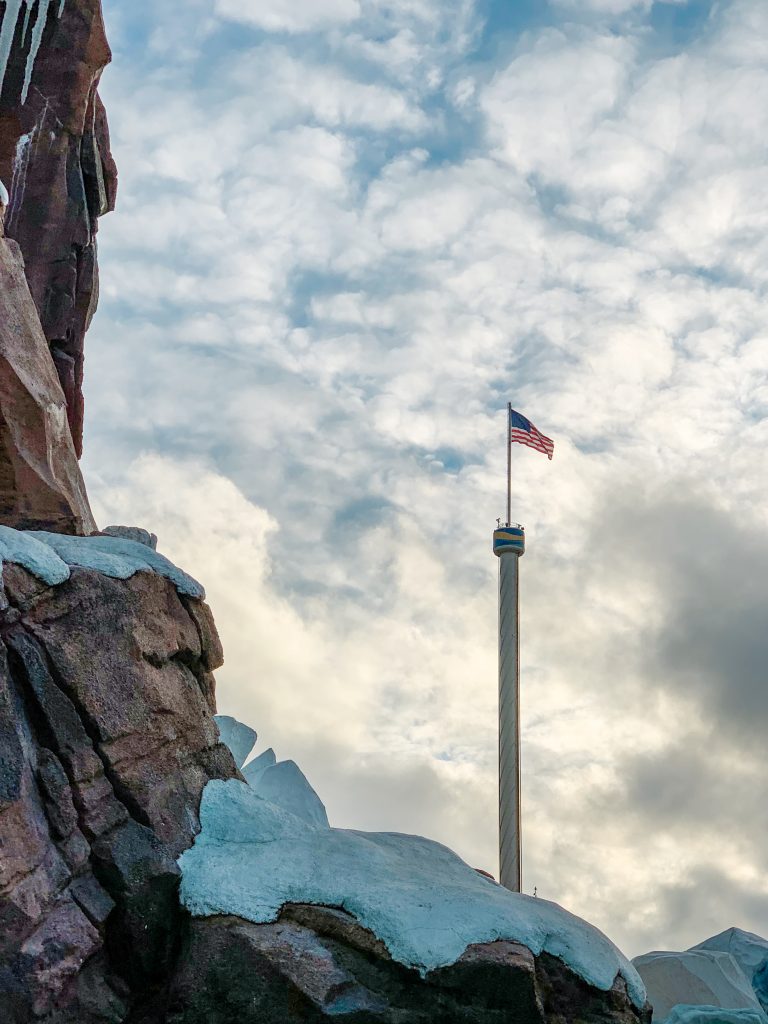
(0, 0, 116, 458)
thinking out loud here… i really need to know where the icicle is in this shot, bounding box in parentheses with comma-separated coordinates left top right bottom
(21, 0, 32, 47)
(0, 0, 63, 105)
(7, 130, 32, 232)
(21, 0, 51, 104)
(0, 0, 24, 101)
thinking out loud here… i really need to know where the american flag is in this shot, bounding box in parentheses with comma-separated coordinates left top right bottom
(509, 408, 554, 460)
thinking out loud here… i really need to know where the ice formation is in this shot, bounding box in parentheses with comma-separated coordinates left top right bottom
(215, 717, 328, 826)
(248, 760, 330, 828)
(0, 178, 8, 206)
(693, 931, 768, 1011)
(0, 526, 204, 598)
(241, 747, 276, 784)
(0, 0, 66, 104)
(179, 775, 645, 1005)
(633, 949, 765, 1023)
(665, 1008, 766, 1024)
(214, 715, 257, 769)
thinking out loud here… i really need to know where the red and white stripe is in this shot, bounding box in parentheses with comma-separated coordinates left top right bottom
(509, 426, 554, 460)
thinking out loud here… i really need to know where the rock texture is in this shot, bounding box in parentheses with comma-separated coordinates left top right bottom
(0, 0, 117, 456)
(166, 906, 649, 1024)
(0, 562, 237, 1023)
(0, 223, 96, 533)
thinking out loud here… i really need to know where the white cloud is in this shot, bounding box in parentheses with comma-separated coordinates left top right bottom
(92, 0, 768, 959)
(215, 0, 361, 33)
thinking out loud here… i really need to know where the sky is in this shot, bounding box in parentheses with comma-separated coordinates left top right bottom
(85, 0, 768, 960)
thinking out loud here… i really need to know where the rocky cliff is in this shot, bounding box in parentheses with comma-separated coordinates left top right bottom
(0, 0, 117, 457)
(0, 535, 237, 1022)
(0, 214, 95, 533)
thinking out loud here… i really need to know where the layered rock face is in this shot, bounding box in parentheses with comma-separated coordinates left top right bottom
(0, 220, 95, 533)
(170, 909, 647, 1024)
(0, 551, 237, 1022)
(0, 0, 117, 457)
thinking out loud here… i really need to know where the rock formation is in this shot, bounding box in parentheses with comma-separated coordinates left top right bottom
(0, 0, 117, 457)
(0, 534, 237, 1022)
(0, 214, 95, 533)
(169, 910, 646, 1024)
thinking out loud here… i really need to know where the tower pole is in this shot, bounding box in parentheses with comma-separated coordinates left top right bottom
(506, 402, 511, 526)
(493, 424, 524, 892)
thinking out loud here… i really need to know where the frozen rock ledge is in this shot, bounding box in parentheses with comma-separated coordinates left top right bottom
(0, 525, 204, 598)
(179, 773, 646, 1007)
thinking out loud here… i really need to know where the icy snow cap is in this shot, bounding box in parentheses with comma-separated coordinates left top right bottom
(248, 759, 330, 828)
(0, 526, 204, 598)
(179, 776, 645, 1005)
(693, 930, 768, 1008)
(241, 747, 276, 785)
(633, 949, 764, 1023)
(214, 716, 328, 827)
(665, 1008, 766, 1024)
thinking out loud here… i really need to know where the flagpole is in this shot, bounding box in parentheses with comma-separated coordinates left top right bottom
(506, 402, 511, 526)
(494, 403, 524, 893)
(496, 406, 552, 891)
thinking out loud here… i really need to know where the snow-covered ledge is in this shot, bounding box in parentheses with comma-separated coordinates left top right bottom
(182, 719, 646, 1007)
(0, 526, 204, 598)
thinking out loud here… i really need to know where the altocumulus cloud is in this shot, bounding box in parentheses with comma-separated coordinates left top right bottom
(86, 0, 768, 957)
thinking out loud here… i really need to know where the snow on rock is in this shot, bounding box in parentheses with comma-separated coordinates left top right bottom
(248, 760, 329, 828)
(214, 715, 257, 769)
(0, 526, 204, 598)
(665, 1007, 767, 1024)
(0, 178, 8, 207)
(0, 527, 70, 586)
(632, 950, 764, 1023)
(179, 778, 645, 1005)
(692, 931, 768, 1012)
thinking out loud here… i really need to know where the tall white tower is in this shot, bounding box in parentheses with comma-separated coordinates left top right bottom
(493, 522, 525, 892)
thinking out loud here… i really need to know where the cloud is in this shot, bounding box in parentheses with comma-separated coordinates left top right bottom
(591, 486, 768, 748)
(90, 454, 500, 872)
(214, 0, 362, 33)
(91, 0, 768, 960)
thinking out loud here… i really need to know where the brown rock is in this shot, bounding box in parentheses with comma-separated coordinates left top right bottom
(0, 565, 238, 1023)
(166, 907, 652, 1024)
(0, 0, 117, 456)
(0, 230, 96, 533)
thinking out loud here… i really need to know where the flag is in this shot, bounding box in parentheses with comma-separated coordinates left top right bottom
(509, 408, 554, 460)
